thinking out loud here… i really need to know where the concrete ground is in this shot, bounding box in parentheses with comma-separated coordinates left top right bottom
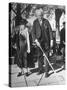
(9, 55, 65, 87)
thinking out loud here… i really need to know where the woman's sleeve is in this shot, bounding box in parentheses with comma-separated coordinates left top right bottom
(26, 29, 30, 53)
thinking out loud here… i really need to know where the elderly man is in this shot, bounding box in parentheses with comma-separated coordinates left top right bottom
(32, 8, 53, 77)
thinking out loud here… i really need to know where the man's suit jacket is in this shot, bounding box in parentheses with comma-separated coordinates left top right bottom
(60, 27, 65, 43)
(32, 18, 53, 49)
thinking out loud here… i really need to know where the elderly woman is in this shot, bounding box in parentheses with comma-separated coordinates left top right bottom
(32, 8, 53, 77)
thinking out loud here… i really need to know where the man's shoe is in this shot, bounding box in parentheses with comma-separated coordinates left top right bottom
(25, 71, 32, 76)
(45, 73, 49, 78)
(37, 70, 43, 75)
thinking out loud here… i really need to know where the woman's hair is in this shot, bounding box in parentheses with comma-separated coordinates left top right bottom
(19, 19, 28, 27)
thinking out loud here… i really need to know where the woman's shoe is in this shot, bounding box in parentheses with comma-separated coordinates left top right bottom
(17, 72, 22, 77)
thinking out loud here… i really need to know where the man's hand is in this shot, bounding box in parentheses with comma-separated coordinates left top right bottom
(35, 39, 40, 47)
(13, 44, 17, 49)
(50, 40, 53, 48)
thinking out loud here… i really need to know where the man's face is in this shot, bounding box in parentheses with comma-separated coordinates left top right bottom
(37, 14, 42, 20)
(35, 8, 43, 20)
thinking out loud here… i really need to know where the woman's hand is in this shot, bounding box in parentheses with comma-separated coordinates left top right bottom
(50, 40, 53, 48)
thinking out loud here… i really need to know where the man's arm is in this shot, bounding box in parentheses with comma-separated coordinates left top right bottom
(47, 20, 53, 47)
(32, 21, 36, 42)
(31, 21, 40, 46)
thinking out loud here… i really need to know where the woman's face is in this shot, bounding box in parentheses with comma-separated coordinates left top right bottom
(20, 25, 25, 32)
